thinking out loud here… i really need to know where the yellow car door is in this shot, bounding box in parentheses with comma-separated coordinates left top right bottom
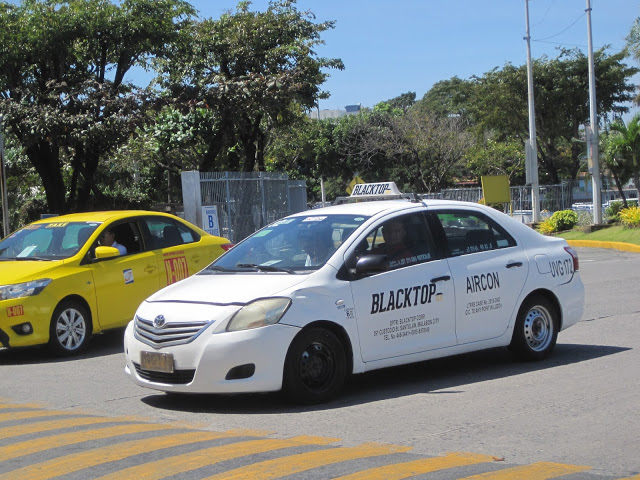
(141, 216, 209, 289)
(91, 220, 160, 330)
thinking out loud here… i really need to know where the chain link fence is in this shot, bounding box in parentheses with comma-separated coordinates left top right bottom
(181, 171, 307, 243)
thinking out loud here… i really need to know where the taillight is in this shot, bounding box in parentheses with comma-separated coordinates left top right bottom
(564, 246, 579, 271)
(221, 243, 234, 252)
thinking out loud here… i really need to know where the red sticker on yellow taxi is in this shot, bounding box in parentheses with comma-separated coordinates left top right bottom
(7, 305, 24, 317)
(164, 256, 189, 285)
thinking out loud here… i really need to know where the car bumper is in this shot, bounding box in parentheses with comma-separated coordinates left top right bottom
(124, 321, 301, 394)
(557, 274, 585, 331)
(0, 295, 56, 348)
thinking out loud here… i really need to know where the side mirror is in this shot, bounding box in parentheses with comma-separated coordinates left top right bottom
(94, 245, 120, 260)
(354, 254, 390, 275)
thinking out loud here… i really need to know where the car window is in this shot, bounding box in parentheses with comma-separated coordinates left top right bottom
(348, 212, 436, 271)
(208, 214, 368, 271)
(0, 222, 100, 259)
(142, 218, 189, 250)
(435, 211, 516, 257)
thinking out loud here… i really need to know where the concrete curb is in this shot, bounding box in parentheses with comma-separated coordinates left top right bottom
(566, 239, 640, 253)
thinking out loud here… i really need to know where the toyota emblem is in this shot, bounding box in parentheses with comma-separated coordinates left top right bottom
(153, 315, 166, 328)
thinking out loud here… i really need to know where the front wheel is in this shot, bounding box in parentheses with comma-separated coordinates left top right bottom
(510, 295, 558, 361)
(48, 300, 92, 356)
(283, 327, 346, 404)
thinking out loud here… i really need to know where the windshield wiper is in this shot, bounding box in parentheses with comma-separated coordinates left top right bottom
(236, 263, 297, 274)
(200, 265, 235, 274)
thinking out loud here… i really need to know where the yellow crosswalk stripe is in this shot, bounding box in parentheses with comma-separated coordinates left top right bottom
(0, 410, 77, 423)
(0, 403, 44, 410)
(0, 430, 260, 480)
(457, 461, 591, 479)
(93, 435, 341, 480)
(616, 476, 640, 480)
(0, 423, 180, 461)
(202, 442, 413, 480)
(331, 451, 497, 480)
(0, 416, 142, 440)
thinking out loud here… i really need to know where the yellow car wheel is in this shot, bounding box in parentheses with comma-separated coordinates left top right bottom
(48, 300, 92, 356)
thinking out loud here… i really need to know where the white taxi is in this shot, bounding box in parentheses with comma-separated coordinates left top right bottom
(124, 183, 584, 403)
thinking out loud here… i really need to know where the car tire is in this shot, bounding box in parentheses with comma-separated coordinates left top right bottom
(510, 295, 558, 361)
(48, 300, 92, 356)
(283, 327, 346, 404)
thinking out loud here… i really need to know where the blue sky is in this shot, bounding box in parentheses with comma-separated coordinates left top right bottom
(183, 0, 638, 116)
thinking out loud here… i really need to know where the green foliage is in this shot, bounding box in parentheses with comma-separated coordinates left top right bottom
(0, 0, 195, 215)
(537, 209, 578, 234)
(619, 206, 640, 228)
(606, 199, 639, 222)
(155, 0, 343, 172)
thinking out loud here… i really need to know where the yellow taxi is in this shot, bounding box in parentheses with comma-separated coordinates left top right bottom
(0, 211, 232, 355)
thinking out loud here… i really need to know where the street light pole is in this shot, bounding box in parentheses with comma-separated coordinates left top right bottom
(586, 0, 602, 224)
(524, 0, 540, 222)
(0, 115, 9, 238)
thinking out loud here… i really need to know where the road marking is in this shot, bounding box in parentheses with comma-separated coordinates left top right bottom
(0, 430, 261, 480)
(93, 435, 341, 480)
(0, 403, 45, 410)
(202, 442, 413, 480)
(332, 451, 497, 479)
(0, 416, 142, 440)
(457, 461, 591, 479)
(0, 423, 180, 461)
(616, 476, 640, 480)
(0, 409, 78, 423)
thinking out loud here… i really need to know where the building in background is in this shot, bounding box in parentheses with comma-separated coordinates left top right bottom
(309, 104, 362, 120)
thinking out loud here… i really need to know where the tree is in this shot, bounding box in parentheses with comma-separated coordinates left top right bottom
(0, 0, 195, 214)
(607, 114, 640, 201)
(416, 49, 638, 185)
(626, 17, 640, 104)
(156, 0, 343, 173)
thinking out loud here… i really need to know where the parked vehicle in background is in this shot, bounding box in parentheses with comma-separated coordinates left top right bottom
(0, 211, 232, 355)
(124, 183, 584, 404)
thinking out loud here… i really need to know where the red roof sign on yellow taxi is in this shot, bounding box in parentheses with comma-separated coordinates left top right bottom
(0, 210, 231, 355)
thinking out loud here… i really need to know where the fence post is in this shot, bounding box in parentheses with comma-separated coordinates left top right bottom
(181, 171, 202, 227)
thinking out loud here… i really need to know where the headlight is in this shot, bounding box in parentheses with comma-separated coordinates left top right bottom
(226, 297, 291, 332)
(0, 279, 52, 301)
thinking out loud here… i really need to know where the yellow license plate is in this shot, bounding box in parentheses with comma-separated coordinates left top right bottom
(140, 351, 174, 373)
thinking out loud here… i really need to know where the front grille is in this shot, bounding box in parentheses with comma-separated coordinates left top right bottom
(133, 362, 195, 384)
(134, 316, 212, 347)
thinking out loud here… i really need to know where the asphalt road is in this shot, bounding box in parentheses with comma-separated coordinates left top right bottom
(1, 247, 639, 479)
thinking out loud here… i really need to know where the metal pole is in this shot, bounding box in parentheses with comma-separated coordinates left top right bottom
(586, 0, 602, 224)
(0, 115, 9, 238)
(525, 0, 540, 222)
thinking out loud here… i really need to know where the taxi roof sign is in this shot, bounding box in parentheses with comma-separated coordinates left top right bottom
(350, 182, 402, 197)
(334, 181, 419, 205)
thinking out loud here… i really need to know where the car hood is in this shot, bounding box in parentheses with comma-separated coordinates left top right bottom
(146, 271, 310, 304)
(0, 260, 65, 284)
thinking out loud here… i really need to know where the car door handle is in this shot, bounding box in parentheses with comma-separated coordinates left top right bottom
(506, 262, 523, 268)
(144, 265, 157, 273)
(430, 275, 451, 283)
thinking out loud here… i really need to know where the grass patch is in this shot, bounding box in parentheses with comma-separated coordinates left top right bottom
(555, 224, 640, 245)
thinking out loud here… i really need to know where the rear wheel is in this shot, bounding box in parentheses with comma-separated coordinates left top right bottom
(510, 295, 558, 361)
(48, 300, 92, 356)
(283, 327, 346, 404)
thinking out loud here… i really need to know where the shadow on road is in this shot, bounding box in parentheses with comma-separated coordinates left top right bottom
(0, 328, 125, 365)
(140, 342, 630, 414)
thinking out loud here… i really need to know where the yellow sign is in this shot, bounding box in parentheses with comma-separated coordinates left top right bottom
(346, 176, 365, 195)
(481, 175, 511, 204)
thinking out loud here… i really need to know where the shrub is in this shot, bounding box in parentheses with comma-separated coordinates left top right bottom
(619, 206, 640, 228)
(536, 209, 578, 235)
(606, 199, 638, 222)
(551, 209, 578, 231)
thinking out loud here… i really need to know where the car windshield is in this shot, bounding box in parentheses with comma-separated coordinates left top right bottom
(0, 221, 100, 260)
(205, 214, 369, 272)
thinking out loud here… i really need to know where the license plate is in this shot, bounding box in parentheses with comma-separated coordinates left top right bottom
(140, 351, 174, 373)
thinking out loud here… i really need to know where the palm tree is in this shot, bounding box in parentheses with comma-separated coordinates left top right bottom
(609, 114, 640, 202)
